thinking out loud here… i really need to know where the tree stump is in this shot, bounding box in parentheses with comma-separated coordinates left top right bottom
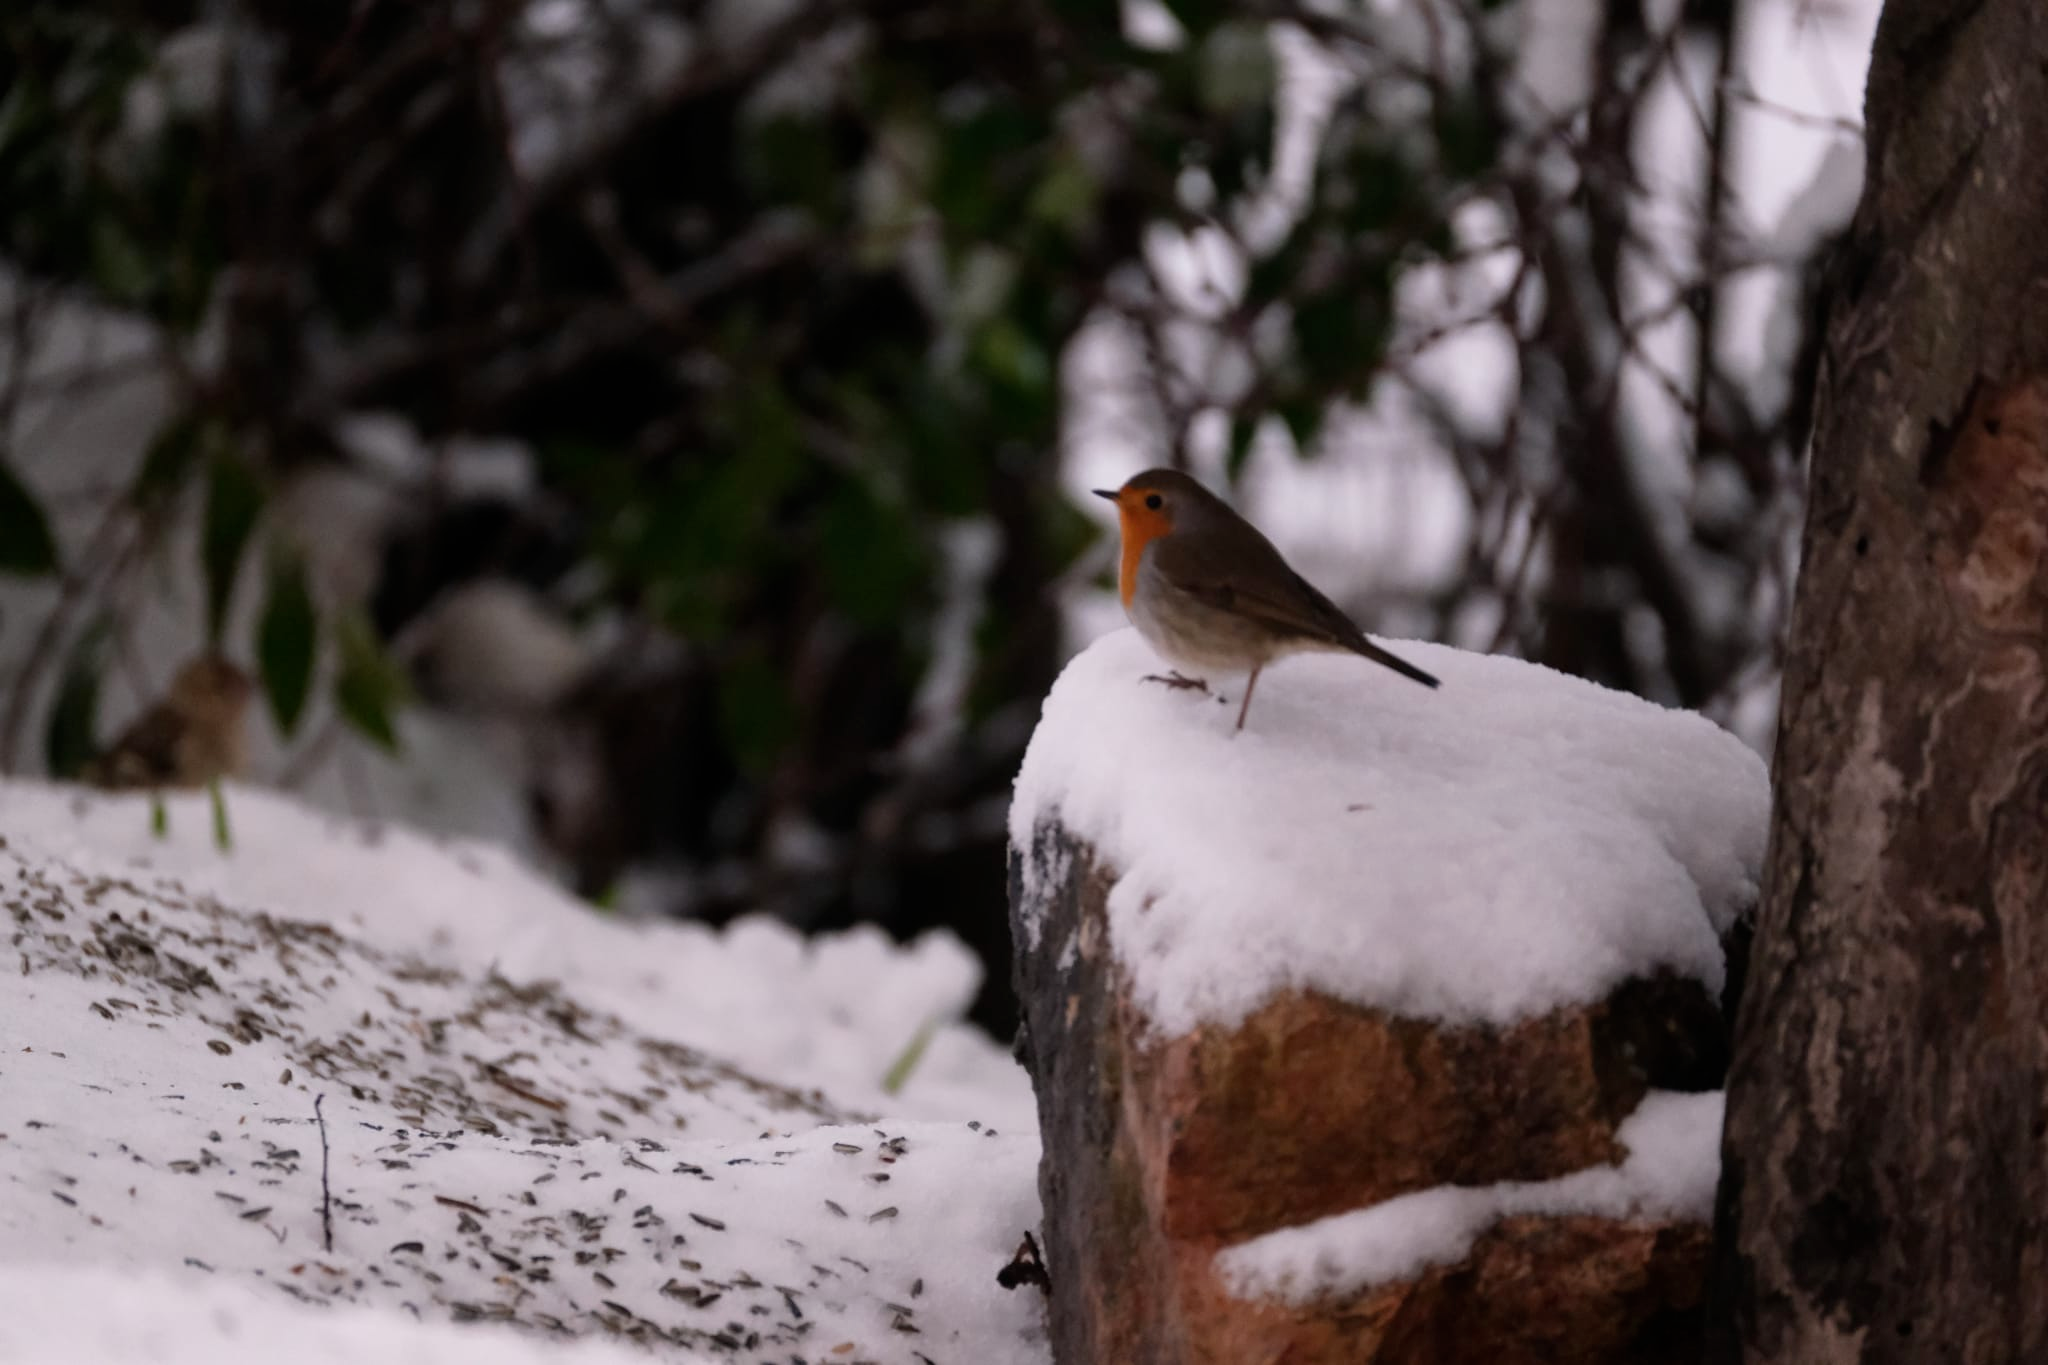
(1010, 819, 1742, 1365)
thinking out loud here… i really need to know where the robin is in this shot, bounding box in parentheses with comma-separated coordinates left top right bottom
(1094, 469, 1438, 731)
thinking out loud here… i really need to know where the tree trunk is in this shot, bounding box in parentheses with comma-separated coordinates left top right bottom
(1716, 2, 2048, 1359)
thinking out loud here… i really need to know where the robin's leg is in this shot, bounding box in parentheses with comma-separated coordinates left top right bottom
(1140, 671, 1211, 694)
(1233, 664, 1262, 733)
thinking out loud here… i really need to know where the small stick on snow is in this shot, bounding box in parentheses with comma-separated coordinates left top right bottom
(314, 1093, 333, 1253)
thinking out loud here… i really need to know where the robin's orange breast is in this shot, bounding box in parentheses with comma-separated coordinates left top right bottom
(1116, 505, 1172, 607)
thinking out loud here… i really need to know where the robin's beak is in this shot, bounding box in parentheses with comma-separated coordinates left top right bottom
(1092, 489, 1119, 502)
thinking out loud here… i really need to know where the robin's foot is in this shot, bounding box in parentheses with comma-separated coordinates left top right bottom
(1140, 671, 1211, 695)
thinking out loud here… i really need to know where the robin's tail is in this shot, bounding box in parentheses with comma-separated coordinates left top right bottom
(1345, 636, 1439, 689)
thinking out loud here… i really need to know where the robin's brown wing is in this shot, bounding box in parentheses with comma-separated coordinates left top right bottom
(1155, 526, 1440, 689)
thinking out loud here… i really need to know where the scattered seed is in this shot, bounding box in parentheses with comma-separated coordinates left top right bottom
(689, 1213, 725, 1231)
(824, 1200, 847, 1218)
(207, 1040, 232, 1056)
(867, 1206, 898, 1223)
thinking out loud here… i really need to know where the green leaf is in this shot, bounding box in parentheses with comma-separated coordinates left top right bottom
(256, 553, 318, 738)
(44, 622, 108, 780)
(200, 452, 262, 646)
(334, 613, 406, 754)
(0, 458, 58, 574)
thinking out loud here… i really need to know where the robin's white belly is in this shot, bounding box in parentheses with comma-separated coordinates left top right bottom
(1130, 559, 1293, 674)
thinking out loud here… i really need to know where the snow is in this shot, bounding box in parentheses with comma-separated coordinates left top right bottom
(0, 1265, 657, 1365)
(1, 780, 1045, 1364)
(1, 782, 1032, 1126)
(1009, 628, 1766, 1033)
(1217, 1090, 1723, 1304)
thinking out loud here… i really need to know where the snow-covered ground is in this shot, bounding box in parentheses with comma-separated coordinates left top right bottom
(0, 781, 1045, 1365)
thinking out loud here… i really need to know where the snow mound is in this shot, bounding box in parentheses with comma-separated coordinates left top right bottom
(1009, 628, 1767, 1032)
(1, 781, 1044, 1365)
(0, 781, 1031, 1124)
(1216, 1091, 1723, 1303)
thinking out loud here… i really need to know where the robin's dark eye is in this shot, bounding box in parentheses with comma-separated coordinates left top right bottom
(1144, 493, 1163, 510)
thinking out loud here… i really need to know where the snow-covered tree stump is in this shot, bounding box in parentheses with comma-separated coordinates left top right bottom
(1006, 630, 1767, 1365)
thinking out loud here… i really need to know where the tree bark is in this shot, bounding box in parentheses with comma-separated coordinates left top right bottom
(1716, 2, 2048, 1360)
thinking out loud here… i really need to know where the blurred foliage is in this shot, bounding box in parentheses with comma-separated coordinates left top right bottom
(0, 0, 1825, 1026)
(0, 0, 1499, 779)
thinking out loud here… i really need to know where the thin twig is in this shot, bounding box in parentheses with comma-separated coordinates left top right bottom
(314, 1093, 334, 1253)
